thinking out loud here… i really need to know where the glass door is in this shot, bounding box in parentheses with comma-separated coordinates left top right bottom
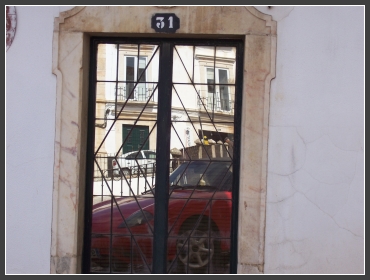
(83, 38, 243, 274)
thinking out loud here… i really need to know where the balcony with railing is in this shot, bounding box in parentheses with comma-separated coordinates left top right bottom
(197, 91, 234, 114)
(114, 86, 157, 103)
(108, 87, 234, 116)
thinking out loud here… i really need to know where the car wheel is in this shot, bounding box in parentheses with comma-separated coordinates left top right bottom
(121, 168, 130, 177)
(176, 229, 215, 271)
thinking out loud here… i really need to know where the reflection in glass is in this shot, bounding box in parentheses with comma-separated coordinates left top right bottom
(167, 45, 235, 273)
(89, 41, 237, 274)
(172, 45, 194, 83)
(92, 43, 160, 273)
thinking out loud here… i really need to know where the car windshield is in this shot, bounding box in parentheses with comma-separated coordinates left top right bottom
(143, 151, 156, 159)
(169, 160, 233, 191)
(125, 151, 143, 159)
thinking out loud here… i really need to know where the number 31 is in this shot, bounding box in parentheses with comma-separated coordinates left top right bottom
(156, 16, 173, 29)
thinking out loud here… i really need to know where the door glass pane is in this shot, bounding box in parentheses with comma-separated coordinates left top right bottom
(91, 43, 159, 273)
(88, 40, 239, 274)
(167, 44, 235, 274)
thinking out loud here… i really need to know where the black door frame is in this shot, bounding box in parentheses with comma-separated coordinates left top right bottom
(83, 36, 244, 274)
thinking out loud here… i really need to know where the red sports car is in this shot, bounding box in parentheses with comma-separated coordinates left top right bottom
(90, 158, 233, 274)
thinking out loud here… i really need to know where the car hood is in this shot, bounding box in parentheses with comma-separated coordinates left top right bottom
(91, 189, 231, 233)
(92, 195, 155, 233)
(92, 195, 154, 213)
(93, 189, 229, 212)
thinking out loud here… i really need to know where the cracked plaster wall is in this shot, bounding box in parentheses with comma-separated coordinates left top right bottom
(255, 6, 364, 274)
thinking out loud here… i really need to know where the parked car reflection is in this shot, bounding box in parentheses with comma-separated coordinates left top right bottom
(112, 150, 156, 177)
(91, 158, 233, 274)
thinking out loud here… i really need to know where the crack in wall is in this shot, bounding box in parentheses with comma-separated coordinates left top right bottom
(270, 169, 362, 238)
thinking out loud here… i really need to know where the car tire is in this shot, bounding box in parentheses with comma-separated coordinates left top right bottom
(175, 221, 220, 274)
(121, 168, 130, 177)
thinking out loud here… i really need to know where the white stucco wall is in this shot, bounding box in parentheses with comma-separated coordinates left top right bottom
(5, 6, 75, 274)
(257, 6, 364, 274)
(5, 6, 364, 274)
